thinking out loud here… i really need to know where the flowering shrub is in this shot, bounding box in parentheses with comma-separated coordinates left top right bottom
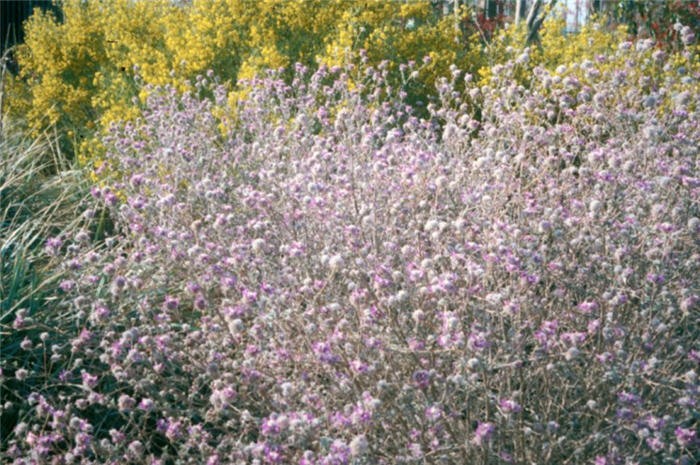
(3, 40, 699, 465)
(316, 2, 473, 113)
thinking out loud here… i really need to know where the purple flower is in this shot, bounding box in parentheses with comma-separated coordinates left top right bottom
(156, 418, 169, 433)
(412, 370, 431, 389)
(499, 398, 522, 414)
(467, 331, 490, 352)
(138, 398, 154, 411)
(646, 416, 665, 430)
(472, 422, 495, 446)
(561, 331, 587, 346)
(186, 281, 201, 294)
(350, 359, 368, 374)
(166, 419, 183, 440)
(81, 371, 98, 389)
(681, 26, 695, 44)
(118, 394, 135, 410)
(128, 440, 144, 456)
(163, 295, 179, 310)
(45, 237, 63, 255)
(109, 428, 125, 444)
(646, 436, 664, 452)
(499, 451, 514, 463)
(617, 391, 641, 405)
(425, 405, 442, 422)
(675, 427, 696, 447)
(194, 293, 208, 310)
(20, 338, 33, 351)
(113, 275, 127, 288)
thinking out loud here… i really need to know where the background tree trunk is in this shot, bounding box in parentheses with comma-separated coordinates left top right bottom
(525, 0, 558, 45)
(515, 0, 527, 24)
(482, 0, 498, 19)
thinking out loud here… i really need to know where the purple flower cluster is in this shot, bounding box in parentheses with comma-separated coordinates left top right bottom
(4, 39, 699, 465)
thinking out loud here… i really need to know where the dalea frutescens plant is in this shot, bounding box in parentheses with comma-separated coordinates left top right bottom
(3, 41, 699, 464)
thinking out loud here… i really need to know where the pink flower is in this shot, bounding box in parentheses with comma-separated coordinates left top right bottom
(675, 427, 696, 447)
(472, 422, 495, 446)
(499, 398, 522, 414)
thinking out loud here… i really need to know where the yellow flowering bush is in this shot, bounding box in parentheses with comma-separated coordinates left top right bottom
(545, 18, 698, 114)
(13, 0, 360, 127)
(475, 16, 630, 87)
(8, 0, 697, 173)
(15, 2, 106, 139)
(318, 2, 476, 108)
(10, 0, 484, 169)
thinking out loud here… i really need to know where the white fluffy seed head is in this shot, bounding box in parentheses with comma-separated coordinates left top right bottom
(424, 220, 439, 232)
(467, 358, 480, 370)
(565, 347, 580, 361)
(412, 309, 425, 323)
(328, 254, 345, 272)
(349, 435, 369, 457)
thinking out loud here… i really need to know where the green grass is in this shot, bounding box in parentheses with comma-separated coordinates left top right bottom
(0, 120, 90, 318)
(0, 57, 103, 439)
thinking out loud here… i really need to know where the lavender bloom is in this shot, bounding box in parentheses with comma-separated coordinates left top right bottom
(675, 427, 696, 447)
(499, 398, 522, 414)
(138, 398, 154, 411)
(472, 422, 495, 446)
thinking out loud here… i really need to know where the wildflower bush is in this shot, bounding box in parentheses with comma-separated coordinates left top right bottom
(4, 36, 699, 464)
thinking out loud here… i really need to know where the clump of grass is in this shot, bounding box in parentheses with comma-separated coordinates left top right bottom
(0, 55, 101, 449)
(0, 121, 87, 308)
